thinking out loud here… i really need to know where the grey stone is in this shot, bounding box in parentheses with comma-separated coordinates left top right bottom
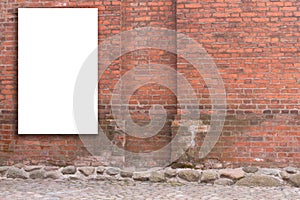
(164, 169, 177, 178)
(150, 171, 165, 182)
(106, 167, 120, 176)
(242, 166, 258, 173)
(280, 171, 290, 180)
(285, 167, 298, 174)
(7, 167, 29, 179)
(0, 166, 8, 176)
(44, 166, 60, 171)
(133, 171, 151, 181)
(78, 167, 95, 176)
(0, 166, 9, 172)
(214, 178, 234, 186)
(259, 168, 280, 176)
(61, 166, 76, 175)
(219, 168, 245, 180)
(96, 166, 106, 174)
(289, 174, 300, 187)
(120, 170, 133, 178)
(29, 170, 45, 179)
(236, 175, 282, 187)
(24, 165, 43, 172)
(178, 170, 200, 182)
(45, 171, 62, 179)
(201, 170, 218, 182)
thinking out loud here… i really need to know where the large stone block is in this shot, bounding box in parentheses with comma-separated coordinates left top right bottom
(178, 170, 200, 182)
(236, 175, 282, 187)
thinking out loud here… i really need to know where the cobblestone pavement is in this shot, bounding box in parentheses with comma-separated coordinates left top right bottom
(1, 179, 300, 200)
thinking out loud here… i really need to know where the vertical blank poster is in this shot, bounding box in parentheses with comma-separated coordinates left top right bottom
(18, 8, 98, 134)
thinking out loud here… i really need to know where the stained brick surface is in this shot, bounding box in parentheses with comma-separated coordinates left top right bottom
(0, 0, 299, 167)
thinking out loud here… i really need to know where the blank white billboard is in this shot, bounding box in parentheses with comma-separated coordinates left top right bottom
(18, 8, 98, 134)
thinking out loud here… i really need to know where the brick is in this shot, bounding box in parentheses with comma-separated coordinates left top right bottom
(185, 4, 202, 8)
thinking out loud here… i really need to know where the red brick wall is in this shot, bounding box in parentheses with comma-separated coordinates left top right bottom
(0, 0, 122, 166)
(0, 0, 299, 168)
(177, 0, 300, 167)
(120, 0, 177, 167)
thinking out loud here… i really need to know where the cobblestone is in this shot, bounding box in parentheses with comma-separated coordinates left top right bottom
(0, 179, 300, 200)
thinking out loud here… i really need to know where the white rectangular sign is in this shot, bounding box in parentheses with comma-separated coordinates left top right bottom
(18, 8, 98, 134)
